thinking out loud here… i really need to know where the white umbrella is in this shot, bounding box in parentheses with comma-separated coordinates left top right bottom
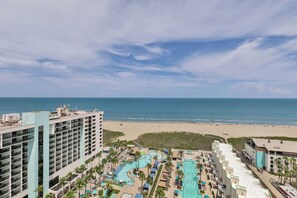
(109, 172, 113, 175)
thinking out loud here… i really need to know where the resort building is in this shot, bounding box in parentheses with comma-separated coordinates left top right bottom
(0, 106, 103, 198)
(244, 138, 297, 173)
(212, 141, 270, 198)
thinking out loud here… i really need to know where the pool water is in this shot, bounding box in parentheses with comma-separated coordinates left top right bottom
(182, 159, 202, 198)
(114, 152, 161, 185)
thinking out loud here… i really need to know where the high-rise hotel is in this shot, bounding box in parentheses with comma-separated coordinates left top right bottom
(0, 106, 103, 198)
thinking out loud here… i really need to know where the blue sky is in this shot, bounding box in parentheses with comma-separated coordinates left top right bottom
(1, 1, 297, 97)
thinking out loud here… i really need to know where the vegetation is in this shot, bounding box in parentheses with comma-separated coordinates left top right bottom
(103, 129, 125, 144)
(149, 164, 163, 198)
(228, 136, 297, 151)
(135, 132, 224, 150)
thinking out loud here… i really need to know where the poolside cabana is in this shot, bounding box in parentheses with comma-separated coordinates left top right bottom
(172, 151, 179, 160)
(163, 148, 168, 154)
(143, 183, 150, 190)
(149, 173, 155, 179)
(151, 168, 157, 174)
(153, 161, 159, 168)
(135, 194, 143, 198)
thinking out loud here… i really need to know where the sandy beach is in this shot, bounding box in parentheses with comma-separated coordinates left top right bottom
(104, 121, 297, 140)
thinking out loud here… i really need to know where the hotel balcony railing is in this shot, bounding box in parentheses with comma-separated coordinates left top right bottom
(0, 174, 9, 182)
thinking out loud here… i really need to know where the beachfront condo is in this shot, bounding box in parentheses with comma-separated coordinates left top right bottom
(244, 138, 297, 173)
(212, 140, 270, 198)
(0, 106, 103, 198)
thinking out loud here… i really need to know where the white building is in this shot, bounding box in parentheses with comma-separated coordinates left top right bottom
(245, 138, 297, 173)
(0, 106, 103, 198)
(212, 140, 270, 198)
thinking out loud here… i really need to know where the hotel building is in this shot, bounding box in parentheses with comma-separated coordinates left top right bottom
(245, 138, 297, 173)
(212, 141, 270, 198)
(0, 106, 103, 198)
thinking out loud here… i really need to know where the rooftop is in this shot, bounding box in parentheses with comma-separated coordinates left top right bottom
(252, 138, 297, 153)
(214, 142, 270, 198)
(0, 105, 103, 131)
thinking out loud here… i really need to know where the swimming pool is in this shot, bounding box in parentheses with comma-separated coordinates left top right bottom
(182, 159, 202, 198)
(114, 152, 161, 185)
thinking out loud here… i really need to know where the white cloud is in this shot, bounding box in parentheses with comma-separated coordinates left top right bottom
(181, 38, 297, 84)
(1, 0, 297, 96)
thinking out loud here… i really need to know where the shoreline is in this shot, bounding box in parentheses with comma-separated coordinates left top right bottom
(104, 120, 297, 141)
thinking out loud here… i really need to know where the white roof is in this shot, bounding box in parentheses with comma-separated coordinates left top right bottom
(217, 143, 270, 198)
(252, 138, 297, 153)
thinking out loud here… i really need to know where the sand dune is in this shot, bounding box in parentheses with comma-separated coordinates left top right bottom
(104, 121, 297, 140)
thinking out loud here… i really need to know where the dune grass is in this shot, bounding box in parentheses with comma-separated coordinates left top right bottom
(103, 129, 125, 145)
(135, 132, 225, 151)
(228, 136, 297, 151)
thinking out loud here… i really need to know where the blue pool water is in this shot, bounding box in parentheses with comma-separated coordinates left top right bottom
(182, 159, 202, 198)
(114, 152, 161, 185)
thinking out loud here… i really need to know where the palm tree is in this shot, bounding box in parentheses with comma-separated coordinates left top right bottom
(197, 163, 203, 178)
(176, 169, 184, 186)
(153, 155, 158, 164)
(110, 157, 118, 172)
(59, 176, 67, 196)
(64, 190, 75, 198)
(34, 185, 44, 198)
(146, 163, 152, 176)
(97, 151, 102, 165)
(75, 178, 86, 198)
(44, 193, 54, 198)
(155, 187, 165, 198)
(66, 172, 73, 189)
(135, 151, 141, 170)
(275, 158, 283, 183)
(87, 167, 96, 190)
(95, 164, 103, 185)
(106, 184, 113, 196)
(139, 171, 146, 186)
(178, 150, 184, 160)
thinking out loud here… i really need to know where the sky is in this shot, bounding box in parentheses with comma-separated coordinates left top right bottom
(1, 1, 297, 98)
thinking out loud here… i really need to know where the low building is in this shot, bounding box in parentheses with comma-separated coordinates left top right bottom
(244, 138, 297, 173)
(212, 140, 270, 198)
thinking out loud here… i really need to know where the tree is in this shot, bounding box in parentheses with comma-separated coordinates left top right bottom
(97, 151, 102, 165)
(75, 178, 86, 198)
(178, 150, 184, 160)
(34, 185, 44, 198)
(106, 184, 113, 196)
(44, 193, 54, 198)
(110, 157, 119, 172)
(139, 171, 146, 186)
(146, 163, 152, 176)
(153, 155, 158, 164)
(135, 151, 141, 170)
(155, 187, 165, 198)
(197, 163, 203, 178)
(64, 190, 75, 198)
(66, 172, 73, 189)
(275, 158, 283, 184)
(59, 176, 67, 197)
(95, 164, 103, 186)
(176, 170, 184, 186)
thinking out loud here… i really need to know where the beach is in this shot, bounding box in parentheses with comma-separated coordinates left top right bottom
(104, 121, 297, 140)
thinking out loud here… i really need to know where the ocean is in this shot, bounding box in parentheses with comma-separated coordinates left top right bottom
(0, 98, 297, 125)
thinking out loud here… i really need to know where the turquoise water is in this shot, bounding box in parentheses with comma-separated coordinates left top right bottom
(182, 159, 202, 198)
(1, 98, 297, 125)
(114, 152, 161, 185)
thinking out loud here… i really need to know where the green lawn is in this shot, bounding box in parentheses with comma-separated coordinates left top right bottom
(228, 136, 297, 151)
(135, 132, 225, 151)
(103, 129, 125, 145)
